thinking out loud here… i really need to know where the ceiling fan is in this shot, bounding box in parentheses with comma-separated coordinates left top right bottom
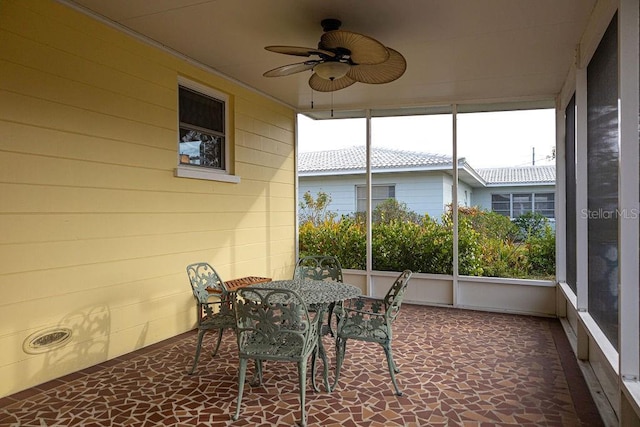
(263, 18, 406, 92)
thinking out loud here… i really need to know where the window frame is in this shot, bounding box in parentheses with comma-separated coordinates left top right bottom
(490, 193, 511, 217)
(511, 193, 533, 217)
(491, 192, 555, 219)
(174, 77, 239, 183)
(356, 184, 396, 212)
(533, 192, 555, 218)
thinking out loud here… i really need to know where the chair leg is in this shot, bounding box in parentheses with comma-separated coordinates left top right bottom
(310, 346, 319, 392)
(382, 342, 403, 396)
(250, 359, 263, 386)
(387, 347, 400, 373)
(211, 328, 224, 357)
(232, 358, 248, 421)
(332, 337, 347, 391)
(298, 359, 308, 427)
(188, 329, 206, 375)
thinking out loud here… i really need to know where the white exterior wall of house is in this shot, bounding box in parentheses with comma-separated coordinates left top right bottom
(443, 175, 474, 210)
(458, 185, 473, 207)
(298, 175, 365, 216)
(299, 171, 455, 219)
(393, 172, 451, 218)
(299, 172, 547, 220)
(442, 175, 453, 213)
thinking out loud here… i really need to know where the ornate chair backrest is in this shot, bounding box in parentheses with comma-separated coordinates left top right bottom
(382, 270, 412, 322)
(293, 255, 344, 282)
(186, 262, 231, 318)
(235, 287, 318, 359)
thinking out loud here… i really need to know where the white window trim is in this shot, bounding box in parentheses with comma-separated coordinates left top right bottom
(174, 165, 240, 183)
(356, 184, 395, 212)
(175, 76, 240, 183)
(491, 192, 555, 219)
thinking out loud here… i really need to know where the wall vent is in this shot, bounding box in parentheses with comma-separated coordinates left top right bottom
(23, 327, 73, 354)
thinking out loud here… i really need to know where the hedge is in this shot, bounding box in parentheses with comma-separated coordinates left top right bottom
(299, 206, 555, 280)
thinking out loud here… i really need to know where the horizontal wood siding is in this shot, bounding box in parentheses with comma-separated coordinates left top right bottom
(0, 0, 295, 397)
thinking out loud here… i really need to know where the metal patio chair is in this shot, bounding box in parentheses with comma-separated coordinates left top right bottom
(333, 269, 413, 396)
(293, 255, 343, 335)
(293, 255, 344, 283)
(233, 287, 321, 427)
(185, 262, 236, 374)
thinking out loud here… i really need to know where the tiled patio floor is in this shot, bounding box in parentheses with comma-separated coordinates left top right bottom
(0, 305, 605, 426)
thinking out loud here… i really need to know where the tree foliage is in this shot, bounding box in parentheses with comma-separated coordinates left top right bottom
(299, 190, 336, 226)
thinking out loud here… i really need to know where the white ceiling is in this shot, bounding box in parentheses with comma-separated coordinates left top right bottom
(67, 0, 596, 114)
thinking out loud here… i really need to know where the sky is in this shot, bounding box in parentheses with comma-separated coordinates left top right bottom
(297, 109, 556, 169)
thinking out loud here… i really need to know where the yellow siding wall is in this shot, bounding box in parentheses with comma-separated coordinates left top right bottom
(0, 0, 296, 397)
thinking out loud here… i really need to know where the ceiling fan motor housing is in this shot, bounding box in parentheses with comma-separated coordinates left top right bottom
(321, 18, 342, 32)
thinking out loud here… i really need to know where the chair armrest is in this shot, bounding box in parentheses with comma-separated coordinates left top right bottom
(340, 296, 386, 315)
(334, 299, 392, 340)
(199, 298, 234, 317)
(334, 298, 389, 323)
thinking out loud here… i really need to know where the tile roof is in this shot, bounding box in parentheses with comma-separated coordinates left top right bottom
(476, 165, 555, 185)
(298, 146, 452, 173)
(299, 146, 555, 185)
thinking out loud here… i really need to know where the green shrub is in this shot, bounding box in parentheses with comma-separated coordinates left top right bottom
(456, 214, 484, 276)
(372, 199, 422, 224)
(299, 216, 366, 269)
(458, 206, 518, 241)
(476, 238, 530, 278)
(526, 223, 556, 279)
(512, 211, 550, 240)
(371, 217, 456, 273)
(297, 193, 554, 279)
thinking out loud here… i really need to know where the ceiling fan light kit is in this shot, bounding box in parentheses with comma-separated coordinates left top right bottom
(263, 19, 406, 92)
(313, 61, 351, 80)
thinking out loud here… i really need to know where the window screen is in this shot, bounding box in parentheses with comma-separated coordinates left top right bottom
(534, 193, 555, 218)
(565, 94, 577, 292)
(491, 194, 511, 216)
(587, 13, 619, 349)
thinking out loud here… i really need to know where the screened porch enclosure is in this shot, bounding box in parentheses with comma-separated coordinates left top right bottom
(297, 107, 557, 282)
(1, 0, 639, 425)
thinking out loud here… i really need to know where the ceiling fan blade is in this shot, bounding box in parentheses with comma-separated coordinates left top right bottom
(320, 30, 389, 65)
(308, 73, 356, 92)
(265, 45, 335, 58)
(347, 48, 407, 84)
(263, 61, 319, 77)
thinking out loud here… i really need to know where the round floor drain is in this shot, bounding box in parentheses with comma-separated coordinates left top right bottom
(23, 327, 73, 354)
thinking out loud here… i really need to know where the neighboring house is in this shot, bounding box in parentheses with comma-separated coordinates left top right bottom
(472, 166, 556, 220)
(298, 146, 555, 220)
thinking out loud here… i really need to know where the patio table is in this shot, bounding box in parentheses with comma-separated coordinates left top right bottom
(251, 279, 361, 392)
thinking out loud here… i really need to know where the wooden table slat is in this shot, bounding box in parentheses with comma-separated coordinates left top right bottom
(223, 276, 271, 292)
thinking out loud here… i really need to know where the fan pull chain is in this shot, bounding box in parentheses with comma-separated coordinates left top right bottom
(331, 91, 334, 118)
